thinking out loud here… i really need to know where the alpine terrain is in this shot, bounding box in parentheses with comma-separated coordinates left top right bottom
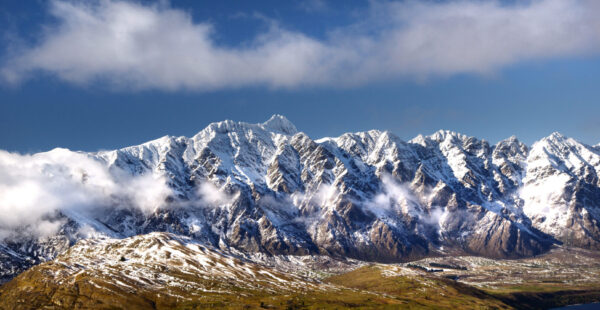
(1, 115, 600, 309)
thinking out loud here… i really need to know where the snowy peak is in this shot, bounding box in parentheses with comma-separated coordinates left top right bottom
(197, 118, 254, 136)
(429, 130, 491, 151)
(412, 130, 488, 153)
(261, 114, 298, 135)
(408, 134, 427, 146)
(529, 131, 600, 174)
(544, 131, 568, 142)
(429, 129, 471, 143)
(531, 132, 600, 158)
(497, 135, 521, 146)
(493, 136, 528, 159)
(194, 115, 297, 138)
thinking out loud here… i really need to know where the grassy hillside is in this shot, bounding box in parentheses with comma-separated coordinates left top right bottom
(1, 233, 599, 309)
(0, 263, 513, 309)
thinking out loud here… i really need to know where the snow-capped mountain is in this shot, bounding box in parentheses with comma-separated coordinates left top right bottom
(1, 115, 599, 282)
(520, 132, 600, 247)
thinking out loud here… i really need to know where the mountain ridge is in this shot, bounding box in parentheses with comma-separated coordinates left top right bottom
(1, 115, 599, 283)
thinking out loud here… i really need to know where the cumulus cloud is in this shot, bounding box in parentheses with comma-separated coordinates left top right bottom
(0, 148, 173, 240)
(2, 0, 600, 90)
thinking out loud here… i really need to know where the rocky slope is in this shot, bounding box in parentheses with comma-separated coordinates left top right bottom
(1, 115, 599, 282)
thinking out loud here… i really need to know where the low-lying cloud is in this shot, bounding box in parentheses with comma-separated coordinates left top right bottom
(365, 175, 451, 234)
(2, 0, 600, 90)
(519, 174, 570, 220)
(197, 181, 237, 207)
(366, 175, 423, 217)
(0, 148, 173, 240)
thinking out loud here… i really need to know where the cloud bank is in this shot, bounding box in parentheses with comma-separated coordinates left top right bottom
(0, 148, 172, 240)
(2, 0, 600, 90)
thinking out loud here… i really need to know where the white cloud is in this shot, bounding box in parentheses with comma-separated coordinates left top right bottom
(519, 174, 570, 227)
(366, 175, 423, 217)
(126, 173, 173, 213)
(365, 175, 453, 230)
(312, 183, 339, 206)
(2, 0, 600, 90)
(197, 181, 236, 207)
(0, 148, 173, 240)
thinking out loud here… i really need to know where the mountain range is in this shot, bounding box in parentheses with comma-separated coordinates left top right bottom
(1, 115, 599, 284)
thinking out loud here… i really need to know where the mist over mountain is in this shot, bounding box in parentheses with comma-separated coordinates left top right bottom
(1, 115, 599, 283)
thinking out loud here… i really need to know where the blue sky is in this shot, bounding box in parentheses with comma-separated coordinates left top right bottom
(1, 0, 599, 153)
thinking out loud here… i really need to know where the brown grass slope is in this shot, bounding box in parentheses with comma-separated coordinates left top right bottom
(1, 233, 600, 309)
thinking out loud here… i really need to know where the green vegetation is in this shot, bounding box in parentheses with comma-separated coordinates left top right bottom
(326, 265, 511, 309)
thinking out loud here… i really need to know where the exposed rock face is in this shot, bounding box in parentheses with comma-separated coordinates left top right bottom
(1, 115, 599, 281)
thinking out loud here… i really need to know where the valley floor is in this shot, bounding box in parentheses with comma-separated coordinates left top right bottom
(1, 233, 599, 309)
